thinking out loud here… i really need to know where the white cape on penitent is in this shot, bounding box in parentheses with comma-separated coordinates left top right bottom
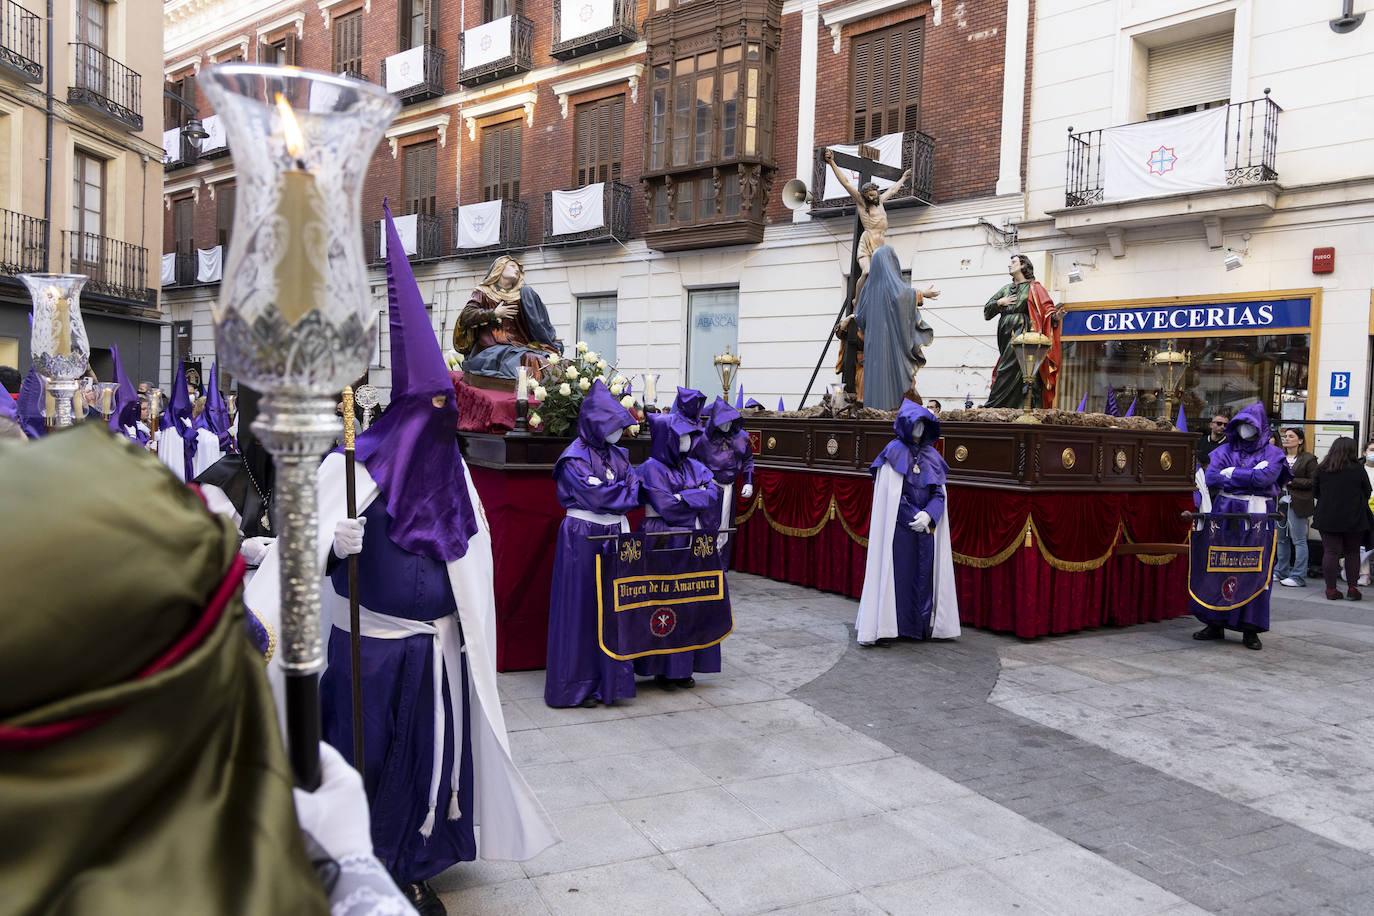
(855, 463, 960, 643)
(243, 452, 559, 862)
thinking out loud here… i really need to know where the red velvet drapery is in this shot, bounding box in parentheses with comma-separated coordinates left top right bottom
(730, 467, 1191, 636)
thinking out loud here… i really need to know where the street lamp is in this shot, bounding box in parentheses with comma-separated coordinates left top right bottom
(1149, 339, 1191, 419)
(1009, 330, 1052, 423)
(713, 347, 741, 403)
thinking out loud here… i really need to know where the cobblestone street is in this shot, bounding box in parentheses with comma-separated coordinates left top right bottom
(436, 574, 1374, 914)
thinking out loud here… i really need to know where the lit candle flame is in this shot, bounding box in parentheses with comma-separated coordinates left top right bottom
(276, 93, 306, 162)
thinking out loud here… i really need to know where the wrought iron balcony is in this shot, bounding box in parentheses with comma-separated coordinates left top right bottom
(452, 198, 526, 259)
(0, 0, 41, 83)
(381, 44, 445, 104)
(1065, 95, 1281, 208)
(550, 0, 637, 60)
(367, 212, 444, 264)
(808, 129, 935, 217)
(0, 208, 46, 275)
(162, 128, 199, 171)
(339, 63, 371, 83)
(162, 251, 197, 287)
(69, 43, 143, 131)
(459, 15, 534, 87)
(543, 181, 632, 247)
(61, 231, 155, 304)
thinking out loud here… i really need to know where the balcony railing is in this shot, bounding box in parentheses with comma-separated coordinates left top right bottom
(163, 251, 196, 287)
(459, 15, 534, 87)
(69, 43, 143, 131)
(339, 63, 371, 83)
(0, 0, 41, 83)
(381, 44, 445, 104)
(1065, 95, 1281, 208)
(452, 199, 527, 259)
(162, 128, 199, 171)
(61, 231, 155, 303)
(550, 0, 637, 60)
(543, 181, 632, 247)
(368, 212, 444, 264)
(808, 129, 936, 216)
(0, 208, 46, 275)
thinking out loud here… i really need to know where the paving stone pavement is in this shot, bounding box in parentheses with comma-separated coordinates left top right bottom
(434, 573, 1374, 914)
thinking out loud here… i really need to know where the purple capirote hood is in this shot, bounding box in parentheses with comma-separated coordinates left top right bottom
(671, 387, 707, 423)
(702, 396, 742, 433)
(577, 379, 636, 444)
(17, 365, 45, 439)
(1226, 402, 1272, 454)
(648, 411, 702, 466)
(162, 359, 194, 437)
(109, 342, 139, 434)
(199, 363, 234, 451)
(873, 400, 945, 481)
(354, 202, 477, 564)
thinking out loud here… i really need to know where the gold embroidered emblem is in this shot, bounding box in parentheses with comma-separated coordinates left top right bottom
(953, 445, 968, 462)
(1160, 451, 1173, 471)
(1061, 448, 1076, 470)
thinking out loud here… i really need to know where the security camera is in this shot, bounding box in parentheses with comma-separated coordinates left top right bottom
(1067, 266, 1084, 283)
(1223, 251, 1243, 271)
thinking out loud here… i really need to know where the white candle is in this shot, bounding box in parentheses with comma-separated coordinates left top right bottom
(646, 375, 656, 404)
(273, 96, 327, 327)
(517, 365, 528, 402)
(51, 288, 70, 357)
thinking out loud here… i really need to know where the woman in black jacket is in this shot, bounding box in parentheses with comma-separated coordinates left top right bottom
(1275, 427, 1318, 587)
(1314, 436, 1372, 600)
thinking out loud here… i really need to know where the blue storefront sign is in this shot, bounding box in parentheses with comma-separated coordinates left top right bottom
(1062, 297, 1311, 338)
(1330, 372, 1351, 397)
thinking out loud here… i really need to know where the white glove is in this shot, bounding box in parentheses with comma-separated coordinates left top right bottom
(292, 742, 374, 861)
(908, 510, 932, 533)
(1219, 466, 1235, 479)
(1254, 460, 1269, 470)
(240, 536, 275, 567)
(673, 493, 683, 502)
(586, 476, 602, 486)
(741, 484, 754, 500)
(333, 517, 365, 557)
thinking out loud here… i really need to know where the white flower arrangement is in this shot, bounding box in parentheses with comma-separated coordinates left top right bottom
(529, 412, 543, 429)
(576, 341, 588, 353)
(620, 395, 635, 409)
(559, 382, 572, 397)
(578, 377, 591, 391)
(565, 366, 579, 380)
(533, 385, 548, 401)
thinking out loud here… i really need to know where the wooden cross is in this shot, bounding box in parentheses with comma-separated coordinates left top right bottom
(800, 145, 908, 405)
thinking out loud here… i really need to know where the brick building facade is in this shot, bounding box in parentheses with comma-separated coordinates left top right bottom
(161, 0, 1033, 406)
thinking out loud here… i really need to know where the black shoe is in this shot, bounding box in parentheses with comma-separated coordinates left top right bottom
(404, 881, 446, 916)
(654, 675, 677, 691)
(1193, 625, 1225, 641)
(1242, 631, 1262, 651)
(579, 696, 599, 708)
(671, 677, 696, 689)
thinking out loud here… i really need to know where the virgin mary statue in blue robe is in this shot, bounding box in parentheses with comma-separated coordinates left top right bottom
(856, 401, 960, 643)
(544, 380, 641, 708)
(854, 246, 934, 411)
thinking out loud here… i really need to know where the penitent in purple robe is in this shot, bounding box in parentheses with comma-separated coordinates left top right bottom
(671, 386, 708, 426)
(1192, 402, 1290, 633)
(544, 379, 641, 707)
(693, 397, 755, 569)
(872, 402, 947, 638)
(634, 411, 723, 679)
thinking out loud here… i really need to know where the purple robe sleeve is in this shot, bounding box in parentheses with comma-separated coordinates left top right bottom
(556, 453, 641, 515)
(640, 465, 702, 526)
(736, 432, 755, 487)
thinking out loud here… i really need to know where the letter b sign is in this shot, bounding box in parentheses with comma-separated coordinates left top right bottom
(1331, 372, 1351, 397)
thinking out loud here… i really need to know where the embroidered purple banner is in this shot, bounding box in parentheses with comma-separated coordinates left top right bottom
(1187, 515, 1276, 613)
(596, 533, 733, 660)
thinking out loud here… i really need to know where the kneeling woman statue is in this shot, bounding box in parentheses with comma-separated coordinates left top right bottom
(454, 256, 562, 379)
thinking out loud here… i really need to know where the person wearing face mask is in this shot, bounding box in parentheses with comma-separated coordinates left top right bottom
(1274, 427, 1317, 588)
(692, 397, 755, 567)
(856, 401, 960, 645)
(634, 412, 723, 689)
(245, 208, 557, 916)
(1313, 437, 1372, 601)
(544, 379, 642, 709)
(1191, 403, 1291, 650)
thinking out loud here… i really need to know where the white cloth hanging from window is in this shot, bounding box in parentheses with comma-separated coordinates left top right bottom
(559, 0, 614, 41)
(821, 131, 904, 201)
(456, 199, 501, 248)
(196, 246, 223, 283)
(550, 183, 604, 236)
(378, 213, 418, 258)
(1102, 107, 1227, 201)
(160, 252, 176, 286)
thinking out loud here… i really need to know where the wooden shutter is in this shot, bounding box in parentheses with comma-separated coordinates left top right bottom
(482, 121, 522, 201)
(403, 142, 437, 216)
(216, 184, 235, 246)
(284, 34, 299, 66)
(1146, 31, 1232, 115)
(575, 96, 624, 186)
(173, 197, 194, 257)
(181, 74, 196, 127)
(849, 19, 923, 141)
(424, 0, 440, 44)
(334, 11, 363, 75)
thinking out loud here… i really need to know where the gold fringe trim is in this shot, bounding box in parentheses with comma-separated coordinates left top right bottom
(733, 490, 762, 526)
(1029, 518, 1121, 573)
(760, 496, 834, 538)
(953, 518, 1033, 568)
(1134, 554, 1179, 566)
(836, 510, 870, 549)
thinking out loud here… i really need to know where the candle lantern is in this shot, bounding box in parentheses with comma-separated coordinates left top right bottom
(512, 364, 530, 434)
(20, 274, 89, 429)
(96, 381, 119, 420)
(640, 372, 660, 413)
(713, 348, 741, 403)
(1149, 340, 1191, 419)
(354, 384, 379, 429)
(1008, 330, 1052, 424)
(201, 64, 398, 788)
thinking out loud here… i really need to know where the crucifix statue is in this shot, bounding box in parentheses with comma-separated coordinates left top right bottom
(800, 145, 917, 406)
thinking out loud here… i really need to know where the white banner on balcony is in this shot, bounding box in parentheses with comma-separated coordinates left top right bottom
(456, 199, 502, 248)
(379, 213, 419, 258)
(160, 252, 176, 286)
(162, 128, 181, 164)
(1102, 107, 1227, 202)
(200, 114, 227, 153)
(821, 131, 903, 201)
(464, 16, 512, 70)
(560, 0, 614, 41)
(551, 183, 605, 236)
(385, 46, 427, 94)
(197, 246, 223, 283)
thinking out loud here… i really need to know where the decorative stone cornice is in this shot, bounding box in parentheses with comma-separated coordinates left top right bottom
(256, 9, 307, 40)
(820, 0, 912, 53)
(385, 112, 451, 158)
(460, 90, 537, 140)
(164, 177, 203, 209)
(549, 63, 643, 118)
(164, 55, 203, 78)
(318, 0, 369, 27)
(205, 34, 251, 61)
